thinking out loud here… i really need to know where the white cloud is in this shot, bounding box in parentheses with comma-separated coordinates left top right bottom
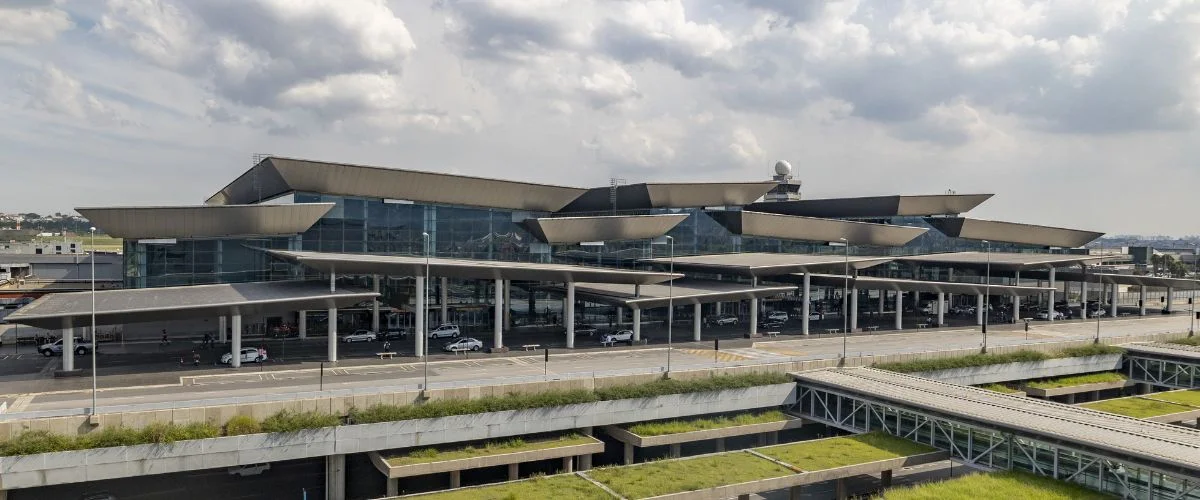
(19, 64, 139, 127)
(0, 0, 73, 45)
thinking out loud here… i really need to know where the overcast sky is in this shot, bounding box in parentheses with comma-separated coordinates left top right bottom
(1, 0, 1198, 235)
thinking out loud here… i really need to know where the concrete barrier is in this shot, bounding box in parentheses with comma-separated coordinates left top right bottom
(908, 355, 1123, 386)
(0, 383, 797, 490)
(603, 417, 803, 448)
(368, 436, 604, 478)
(1021, 379, 1133, 398)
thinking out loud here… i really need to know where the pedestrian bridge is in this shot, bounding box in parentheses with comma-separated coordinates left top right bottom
(791, 367, 1200, 500)
(1123, 342, 1200, 389)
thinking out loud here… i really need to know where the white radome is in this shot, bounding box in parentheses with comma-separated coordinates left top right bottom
(774, 160, 792, 176)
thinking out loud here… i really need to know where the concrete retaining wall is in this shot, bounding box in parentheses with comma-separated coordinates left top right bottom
(1021, 380, 1132, 398)
(0, 383, 797, 490)
(604, 418, 804, 448)
(910, 355, 1123, 386)
(370, 437, 605, 478)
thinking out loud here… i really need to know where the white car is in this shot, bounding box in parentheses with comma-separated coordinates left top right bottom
(221, 347, 267, 365)
(1036, 310, 1065, 320)
(428, 324, 461, 339)
(601, 330, 634, 344)
(38, 338, 95, 357)
(443, 337, 483, 352)
(342, 330, 377, 343)
(714, 315, 738, 326)
(808, 312, 824, 321)
(1090, 308, 1107, 317)
(767, 311, 788, 322)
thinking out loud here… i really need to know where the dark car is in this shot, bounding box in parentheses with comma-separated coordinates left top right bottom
(380, 328, 408, 340)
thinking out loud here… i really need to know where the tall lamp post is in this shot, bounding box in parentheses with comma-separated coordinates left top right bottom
(982, 240, 991, 354)
(89, 227, 98, 418)
(421, 232, 430, 391)
(1191, 247, 1196, 337)
(665, 236, 674, 374)
(839, 237, 849, 359)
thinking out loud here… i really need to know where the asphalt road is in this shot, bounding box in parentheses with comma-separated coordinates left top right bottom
(0, 314, 1189, 417)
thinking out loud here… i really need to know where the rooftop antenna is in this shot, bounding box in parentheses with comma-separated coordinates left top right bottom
(609, 178, 626, 216)
(251, 154, 270, 203)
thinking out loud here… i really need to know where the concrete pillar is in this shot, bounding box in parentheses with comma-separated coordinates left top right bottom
(219, 315, 228, 343)
(632, 309, 641, 341)
(415, 276, 425, 358)
(440, 277, 449, 325)
(669, 443, 681, 458)
(579, 426, 594, 470)
(715, 437, 725, 452)
(1140, 286, 1147, 316)
(624, 442, 635, 465)
(298, 311, 307, 339)
(494, 279, 504, 350)
(327, 307, 337, 362)
(976, 294, 985, 325)
(749, 278, 758, 336)
(693, 303, 702, 341)
(325, 454, 345, 500)
(507, 463, 519, 481)
(1013, 271, 1021, 323)
(616, 307, 624, 326)
(562, 456, 574, 473)
(1047, 268, 1056, 322)
(1111, 284, 1119, 318)
(895, 292, 903, 330)
(566, 282, 576, 348)
(849, 288, 858, 331)
(386, 478, 399, 496)
(789, 486, 803, 500)
(1081, 268, 1089, 319)
(879, 290, 885, 313)
(230, 314, 242, 368)
(1167, 287, 1175, 312)
(937, 292, 945, 326)
(881, 469, 893, 487)
(62, 323, 75, 372)
(1091, 390, 1100, 401)
(372, 275, 381, 332)
(1066, 393, 1076, 404)
(835, 478, 847, 500)
(715, 301, 722, 316)
(503, 280, 511, 329)
(1139, 383, 1153, 394)
(802, 273, 811, 335)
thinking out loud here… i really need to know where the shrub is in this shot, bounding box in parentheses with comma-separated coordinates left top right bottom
(224, 415, 262, 436)
(139, 422, 220, 444)
(76, 426, 143, 449)
(1169, 337, 1200, 346)
(0, 431, 75, 456)
(260, 410, 340, 433)
(877, 344, 1123, 374)
(1058, 344, 1124, 357)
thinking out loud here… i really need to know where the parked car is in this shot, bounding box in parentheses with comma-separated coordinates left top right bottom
(601, 330, 634, 344)
(574, 325, 599, 336)
(807, 312, 824, 321)
(761, 320, 785, 329)
(220, 347, 267, 365)
(1035, 310, 1065, 321)
(714, 315, 739, 326)
(380, 328, 408, 340)
(443, 337, 483, 352)
(38, 337, 94, 357)
(428, 324, 461, 339)
(767, 311, 788, 322)
(1089, 308, 1107, 317)
(341, 330, 377, 343)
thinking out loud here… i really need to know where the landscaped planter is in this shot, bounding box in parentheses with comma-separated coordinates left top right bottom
(369, 436, 605, 478)
(1021, 379, 1133, 398)
(912, 355, 1122, 386)
(604, 417, 803, 448)
(0, 383, 797, 490)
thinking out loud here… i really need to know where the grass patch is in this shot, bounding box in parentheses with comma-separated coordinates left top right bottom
(1024, 372, 1126, 390)
(1081, 397, 1195, 418)
(1168, 337, 1200, 346)
(224, 415, 262, 436)
(385, 434, 593, 466)
(0, 422, 221, 457)
(588, 451, 792, 498)
(757, 432, 934, 471)
(876, 345, 1123, 373)
(260, 410, 341, 433)
(877, 470, 1113, 499)
(626, 410, 787, 437)
(403, 473, 610, 500)
(351, 372, 792, 425)
(977, 384, 1020, 394)
(1144, 390, 1200, 408)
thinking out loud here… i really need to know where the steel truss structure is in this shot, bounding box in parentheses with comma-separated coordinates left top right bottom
(1127, 355, 1200, 389)
(795, 384, 1200, 500)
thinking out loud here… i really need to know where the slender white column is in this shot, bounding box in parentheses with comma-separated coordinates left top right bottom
(218, 316, 227, 343)
(1080, 267, 1089, 319)
(231, 314, 242, 368)
(327, 307, 337, 362)
(801, 273, 811, 336)
(976, 294, 984, 325)
(878, 291, 885, 313)
(1012, 271, 1021, 323)
(63, 321, 75, 371)
(503, 280, 511, 328)
(849, 289, 858, 331)
(415, 276, 425, 357)
(494, 278, 504, 350)
(372, 275, 381, 332)
(749, 278, 759, 336)
(1140, 286, 1148, 316)
(632, 309, 642, 341)
(1110, 284, 1118, 317)
(566, 282, 576, 348)
(1167, 287, 1175, 312)
(298, 311, 307, 339)
(936, 292, 945, 326)
(894, 292, 903, 330)
(440, 277, 449, 325)
(616, 307, 624, 326)
(693, 303, 702, 341)
(1047, 268, 1057, 322)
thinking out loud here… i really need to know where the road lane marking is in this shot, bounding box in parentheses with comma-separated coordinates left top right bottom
(9, 394, 34, 412)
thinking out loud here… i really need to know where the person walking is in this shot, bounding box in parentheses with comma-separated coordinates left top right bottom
(192, 350, 200, 366)
(160, 329, 170, 346)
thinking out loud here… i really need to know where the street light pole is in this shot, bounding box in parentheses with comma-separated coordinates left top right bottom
(666, 236, 674, 374)
(89, 227, 98, 417)
(982, 240, 991, 354)
(1191, 247, 1196, 337)
(422, 232, 430, 391)
(839, 237, 849, 359)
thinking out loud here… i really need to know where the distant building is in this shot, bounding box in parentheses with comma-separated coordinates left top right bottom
(0, 240, 84, 255)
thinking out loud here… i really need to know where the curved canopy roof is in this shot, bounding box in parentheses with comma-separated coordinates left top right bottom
(563, 280, 797, 309)
(522, 214, 688, 244)
(555, 182, 776, 213)
(707, 211, 927, 247)
(745, 194, 993, 218)
(896, 252, 1103, 272)
(76, 204, 334, 240)
(4, 281, 376, 330)
(265, 250, 681, 285)
(641, 252, 893, 278)
(787, 274, 1052, 297)
(924, 217, 1104, 248)
(207, 157, 587, 212)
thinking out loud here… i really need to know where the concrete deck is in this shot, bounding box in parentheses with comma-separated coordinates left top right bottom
(603, 416, 803, 448)
(1021, 379, 1133, 398)
(368, 435, 604, 478)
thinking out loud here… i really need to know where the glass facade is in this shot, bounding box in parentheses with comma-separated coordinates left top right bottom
(123, 237, 296, 289)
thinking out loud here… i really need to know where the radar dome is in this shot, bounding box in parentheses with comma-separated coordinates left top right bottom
(774, 160, 792, 176)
